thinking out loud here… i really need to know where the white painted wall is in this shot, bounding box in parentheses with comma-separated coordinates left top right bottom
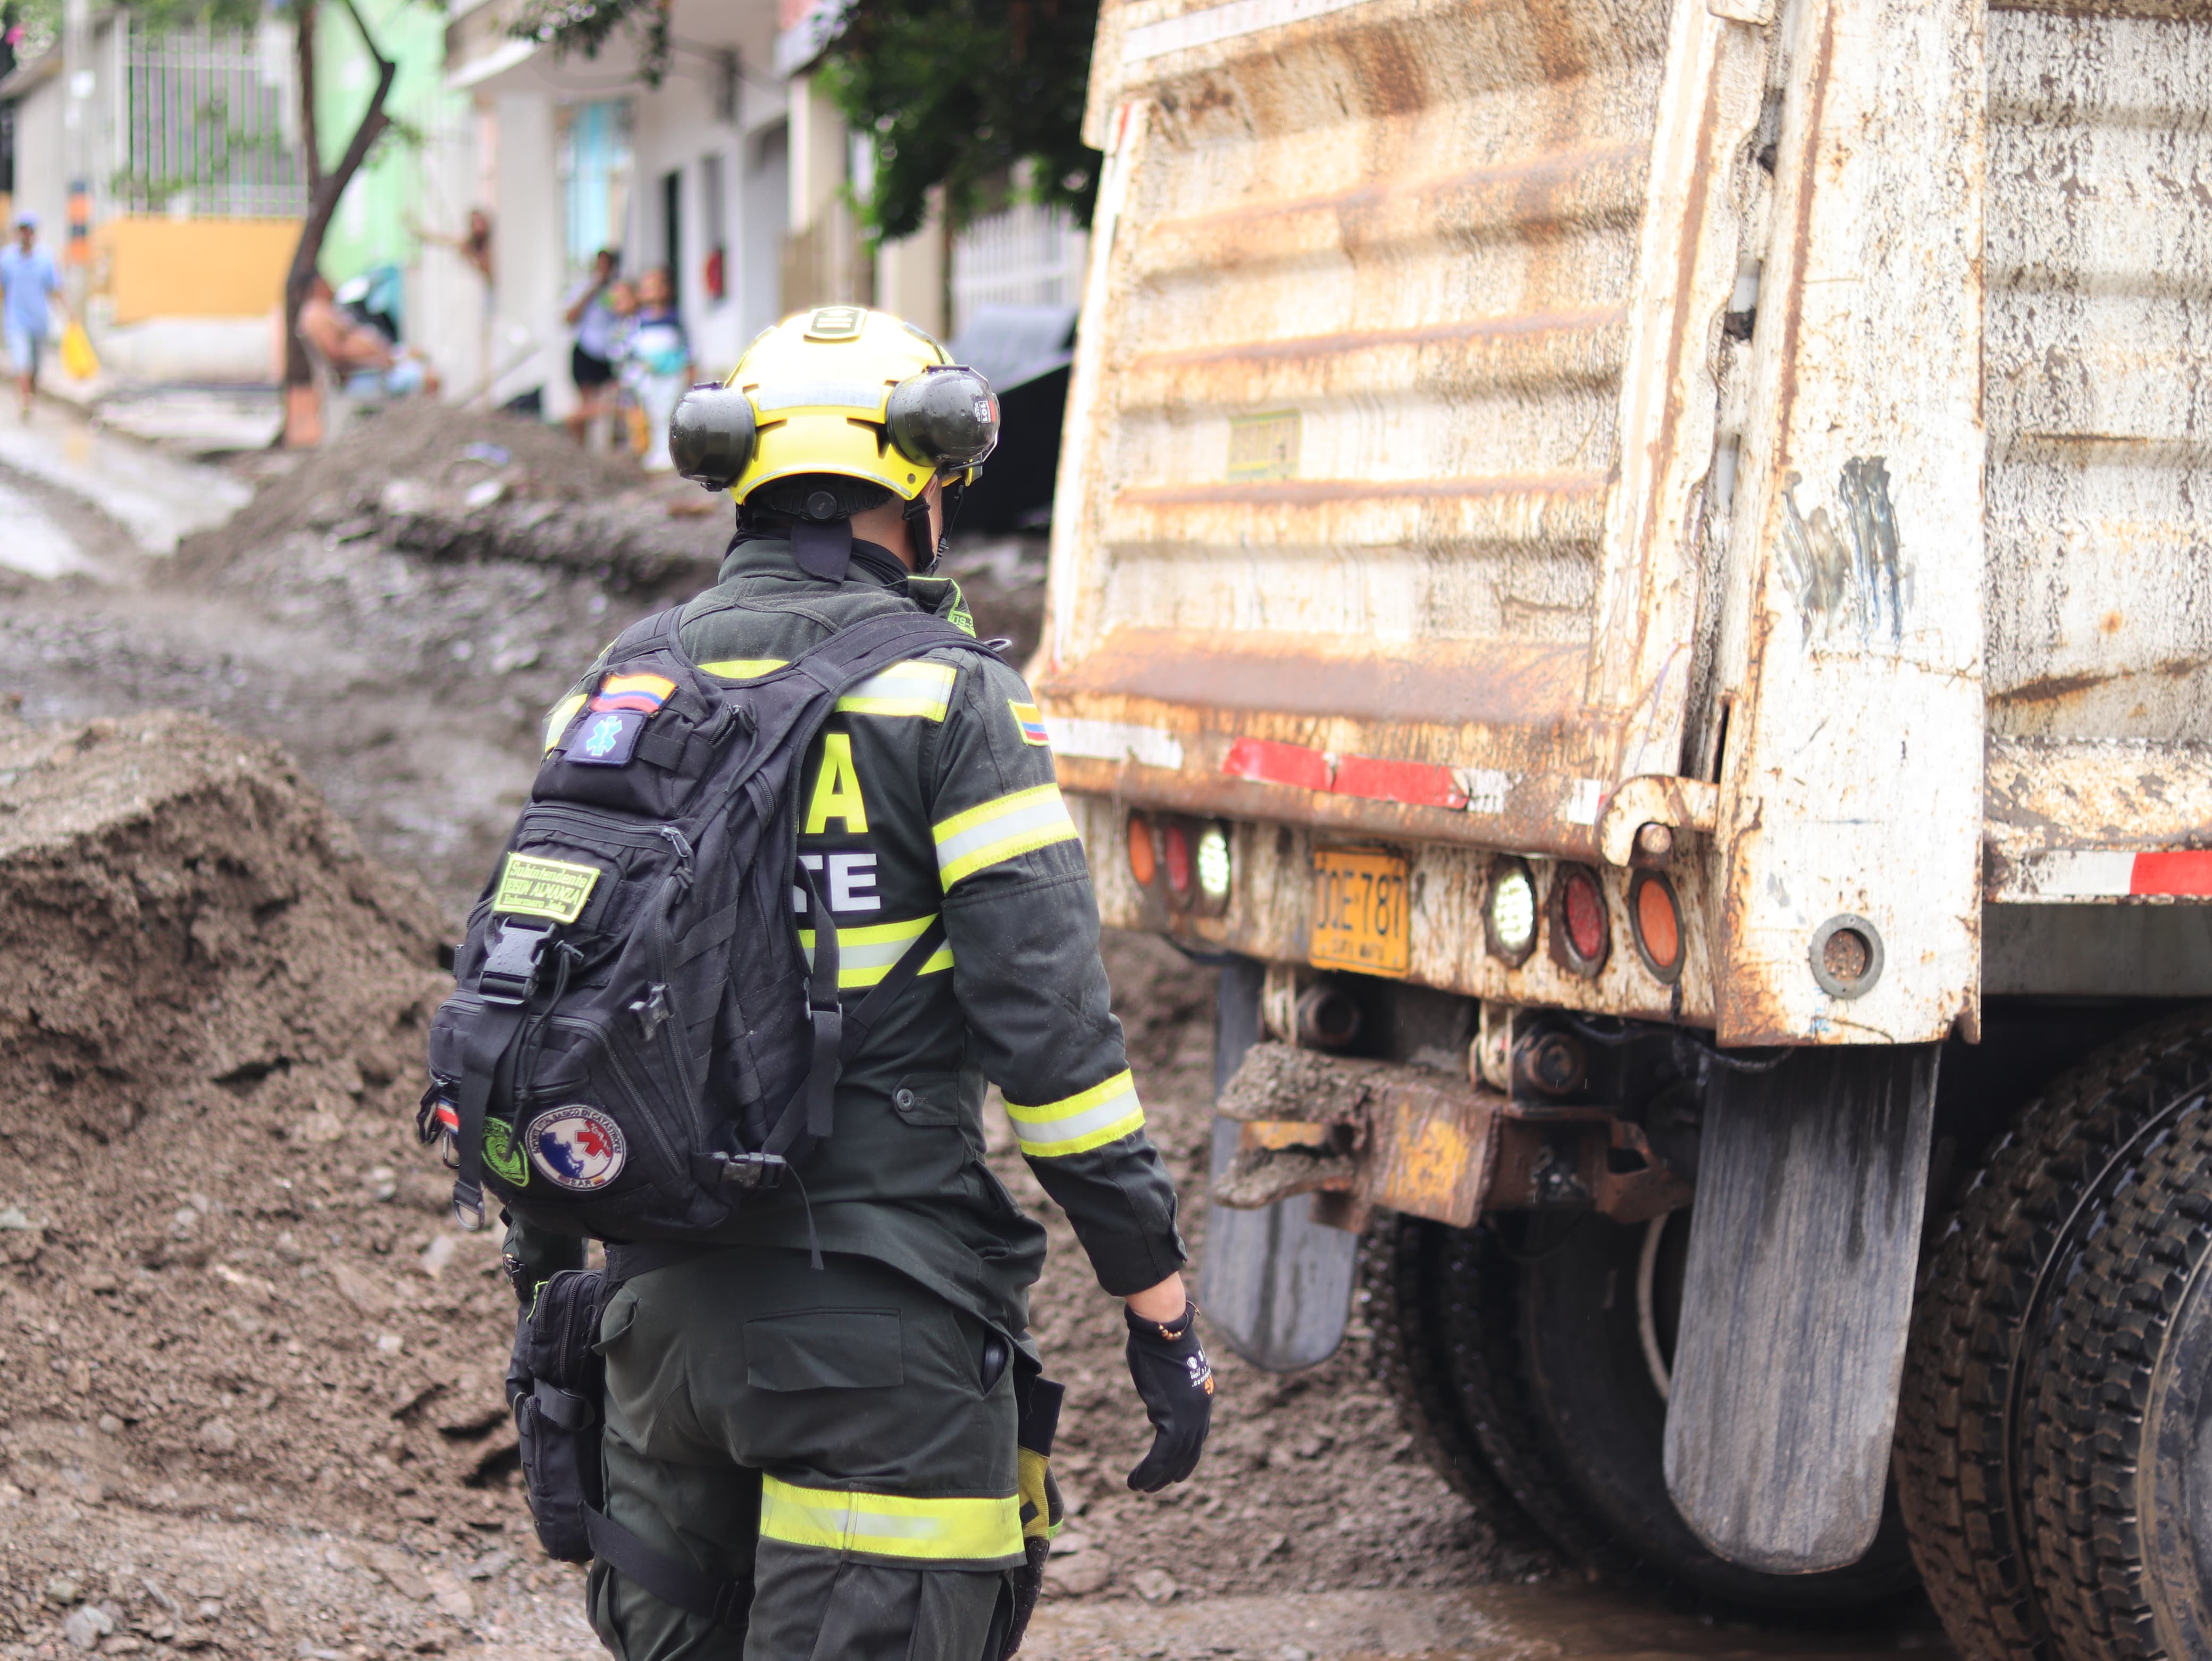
(490, 91, 564, 415)
(8, 72, 69, 256)
(408, 99, 489, 401)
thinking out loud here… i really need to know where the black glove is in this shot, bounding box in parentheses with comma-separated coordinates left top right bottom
(1124, 1301, 1214, 1492)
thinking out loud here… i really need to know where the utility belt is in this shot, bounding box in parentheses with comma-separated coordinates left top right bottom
(508, 1250, 1062, 1655)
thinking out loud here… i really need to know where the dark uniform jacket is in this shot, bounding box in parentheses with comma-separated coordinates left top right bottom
(514, 532, 1187, 1338)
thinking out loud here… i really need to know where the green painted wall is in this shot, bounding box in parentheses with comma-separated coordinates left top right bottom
(312, 0, 458, 288)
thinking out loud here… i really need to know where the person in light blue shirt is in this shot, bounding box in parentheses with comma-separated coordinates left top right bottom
(0, 211, 71, 421)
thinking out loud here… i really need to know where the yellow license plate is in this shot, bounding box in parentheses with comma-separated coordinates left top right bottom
(1310, 849, 1411, 978)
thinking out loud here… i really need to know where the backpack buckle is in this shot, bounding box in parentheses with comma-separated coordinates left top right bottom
(697, 1150, 786, 1192)
(480, 919, 556, 1005)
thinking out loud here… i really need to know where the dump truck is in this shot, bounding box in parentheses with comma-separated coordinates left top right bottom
(1032, 0, 2212, 1651)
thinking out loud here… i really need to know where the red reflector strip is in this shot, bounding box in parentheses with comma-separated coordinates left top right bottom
(1222, 738, 1466, 808)
(1223, 737, 1331, 792)
(1331, 754, 1468, 810)
(2131, 850, 2212, 896)
(2004, 848, 2212, 899)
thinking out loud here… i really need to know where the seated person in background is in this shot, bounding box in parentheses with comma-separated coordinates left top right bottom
(300, 273, 439, 398)
(620, 265, 690, 472)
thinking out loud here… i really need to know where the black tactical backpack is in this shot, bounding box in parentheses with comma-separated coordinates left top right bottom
(422, 603, 990, 1242)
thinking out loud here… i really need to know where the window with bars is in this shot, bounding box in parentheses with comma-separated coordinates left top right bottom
(119, 22, 307, 219)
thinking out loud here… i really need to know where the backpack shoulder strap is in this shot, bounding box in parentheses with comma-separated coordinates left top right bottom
(781, 610, 995, 698)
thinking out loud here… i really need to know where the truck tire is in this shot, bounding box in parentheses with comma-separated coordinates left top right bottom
(2024, 1090, 2212, 1660)
(1359, 1212, 1523, 1524)
(1894, 1007, 2212, 1661)
(1436, 1208, 1920, 1612)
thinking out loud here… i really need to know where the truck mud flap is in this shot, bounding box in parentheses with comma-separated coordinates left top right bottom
(1662, 1045, 1937, 1573)
(1198, 958, 1359, 1371)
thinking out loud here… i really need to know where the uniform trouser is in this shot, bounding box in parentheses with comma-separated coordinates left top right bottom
(588, 1246, 1021, 1661)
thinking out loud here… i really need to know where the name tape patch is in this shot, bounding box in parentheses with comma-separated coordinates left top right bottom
(494, 852, 601, 924)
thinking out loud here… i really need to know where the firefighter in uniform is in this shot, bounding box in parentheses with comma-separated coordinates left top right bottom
(505, 307, 1211, 1660)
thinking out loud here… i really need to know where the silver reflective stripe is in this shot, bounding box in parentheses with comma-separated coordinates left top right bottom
(1016, 1088, 1141, 1147)
(934, 794, 1074, 877)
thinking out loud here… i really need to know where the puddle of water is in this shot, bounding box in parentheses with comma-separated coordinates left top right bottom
(0, 476, 89, 577)
(0, 407, 249, 555)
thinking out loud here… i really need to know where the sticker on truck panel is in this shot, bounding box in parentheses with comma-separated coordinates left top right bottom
(494, 853, 601, 924)
(1310, 848, 1411, 978)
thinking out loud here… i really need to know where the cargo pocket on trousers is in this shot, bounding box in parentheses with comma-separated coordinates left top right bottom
(595, 1285, 639, 1356)
(743, 1309, 904, 1391)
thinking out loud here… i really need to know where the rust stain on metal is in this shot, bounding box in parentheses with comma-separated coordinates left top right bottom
(1991, 655, 2212, 708)
(1985, 736, 2212, 858)
(1125, 311, 1630, 373)
(1042, 629, 1587, 724)
(1136, 146, 1647, 247)
(1116, 473, 1610, 510)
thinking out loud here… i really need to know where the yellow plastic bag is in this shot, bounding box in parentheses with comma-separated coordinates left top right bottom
(59, 321, 99, 381)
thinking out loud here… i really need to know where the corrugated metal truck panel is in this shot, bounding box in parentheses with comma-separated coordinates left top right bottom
(1985, 4, 2212, 748)
(1046, 0, 2212, 1034)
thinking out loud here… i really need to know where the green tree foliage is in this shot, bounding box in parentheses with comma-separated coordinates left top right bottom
(823, 0, 1101, 239)
(509, 0, 670, 88)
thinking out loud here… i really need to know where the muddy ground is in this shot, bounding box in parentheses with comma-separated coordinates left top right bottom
(0, 404, 1545, 1661)
(0, 402, 1957, 1661)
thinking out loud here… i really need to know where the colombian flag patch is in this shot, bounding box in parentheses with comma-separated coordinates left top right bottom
(1009, 700, 1050, 747)
(592, 671, 676, 714)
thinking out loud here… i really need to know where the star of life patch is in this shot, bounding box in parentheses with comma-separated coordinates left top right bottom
(493, 852, 601, 924)
(1009, 700, 1051, 747)
(563, 707, 646, 766)
(524, 1104, 627, 1191)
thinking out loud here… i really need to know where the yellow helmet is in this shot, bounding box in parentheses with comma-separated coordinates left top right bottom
(669, 305, 1000, 514)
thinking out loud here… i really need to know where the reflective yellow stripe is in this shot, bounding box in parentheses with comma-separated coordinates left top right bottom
(541, 691, 586, 752)
(758, 1476, 1023, 1564)
(797, 915, 954, 988)
(1004, 1070, 1145, 1158)
(836, 658, 957, 720)
(699, 658, 788, 680)
(933, 783, 1079, 888)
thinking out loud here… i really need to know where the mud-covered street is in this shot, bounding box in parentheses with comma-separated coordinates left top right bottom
(0, 404, 1952, 1660)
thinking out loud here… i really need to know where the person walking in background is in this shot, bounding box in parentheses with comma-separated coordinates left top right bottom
(621, 266, 690, 472)
(563, 247, 624, 447)
(1, 210, 70, 421)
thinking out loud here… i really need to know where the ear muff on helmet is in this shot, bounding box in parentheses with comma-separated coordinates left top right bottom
(886, 366, 1000, 474)
(670, 383, 758, 491)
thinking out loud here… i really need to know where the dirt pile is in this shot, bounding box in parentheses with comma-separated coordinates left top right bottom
(0, 709, 446, 1138)
(0, 702, 1522, 1659)
(0, 711, 551, 1654)
(186, 405, 730, 594)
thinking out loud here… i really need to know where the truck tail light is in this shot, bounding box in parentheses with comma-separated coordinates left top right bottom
(1127, 814, 1158, 888)
(1552, 864, 1610, 976)
(1194, 822, 1232, 914)
(1162, 821, 1193, 902)
(1630, 870, 1683, 983)
(1485, 858, 1538, 966)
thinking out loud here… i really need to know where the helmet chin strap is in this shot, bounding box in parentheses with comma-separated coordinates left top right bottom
(903, 490, 940, 575)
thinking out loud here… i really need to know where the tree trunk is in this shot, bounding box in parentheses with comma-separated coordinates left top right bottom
(281, 0, 395, 407)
